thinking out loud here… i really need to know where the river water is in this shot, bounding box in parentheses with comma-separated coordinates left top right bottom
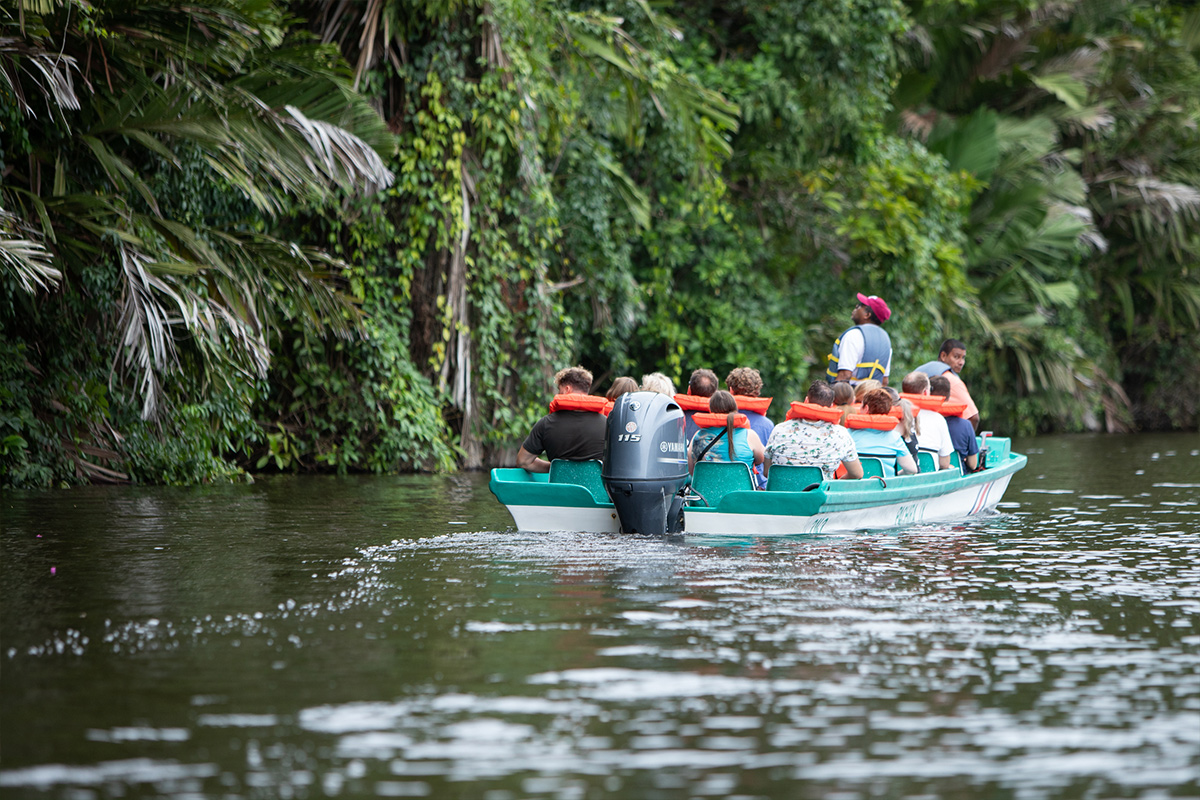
(2, 433, 1198, 799)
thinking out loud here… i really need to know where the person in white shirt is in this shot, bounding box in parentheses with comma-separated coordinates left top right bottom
(901, 371, 953, 470)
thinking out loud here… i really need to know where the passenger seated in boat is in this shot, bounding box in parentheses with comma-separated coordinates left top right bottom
(832, 381, 856, 426)
(641, 371, 676, 396)
(847, 389, 918, 476)
(853, 379, 882, 403)
(930, 374, 979, 470)
(764, 382, 863, 481)
(607, 376, 637, 400)
(726, 366, 774, 488)
(901, 371, 953, 470)
(603, 376, 638, 415)
(688, 390, 765, 476)
(896, 396, 920, 461)
(517, 366, 608, 474)
(915, 338, 981, 431)
(675, 368, 718, 441)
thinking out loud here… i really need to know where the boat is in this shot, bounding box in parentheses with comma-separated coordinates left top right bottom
(489, 391, 1026, 535)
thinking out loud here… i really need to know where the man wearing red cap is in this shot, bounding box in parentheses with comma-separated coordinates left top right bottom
(826, 292, 893, 385)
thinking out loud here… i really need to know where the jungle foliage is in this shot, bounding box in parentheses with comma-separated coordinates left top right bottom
(2, 0, 1197, 487)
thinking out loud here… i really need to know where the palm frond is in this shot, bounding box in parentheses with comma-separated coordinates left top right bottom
(0, 210, 61, 292)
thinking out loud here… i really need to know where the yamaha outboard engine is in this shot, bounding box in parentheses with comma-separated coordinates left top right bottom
(602, 392, 688, 535)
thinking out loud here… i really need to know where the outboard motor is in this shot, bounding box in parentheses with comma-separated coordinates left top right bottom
(602, 391, 689, 535)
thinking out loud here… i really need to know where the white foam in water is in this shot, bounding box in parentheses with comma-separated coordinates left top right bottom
(0, 759, 219, 789)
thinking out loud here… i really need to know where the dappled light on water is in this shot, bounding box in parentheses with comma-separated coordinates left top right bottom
(2, 435, 1197, 798)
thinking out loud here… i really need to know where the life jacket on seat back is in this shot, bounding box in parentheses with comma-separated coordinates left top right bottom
(845, 413, 899, 431)
(673, 393, 712, 413)
(548, 394, 609, 414)
(733, 396, 772, 415)
(785, 402, 842, 423)
(692, 412, 750, 429)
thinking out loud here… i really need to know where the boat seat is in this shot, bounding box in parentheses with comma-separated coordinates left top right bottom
(917, 451, 936, 473)
(691, 461, 755, 507)
(548, 459, 609, 504)
(766, 464, 824, 492)
(859, 457, 886, 479)
(950, 450, 963, 474)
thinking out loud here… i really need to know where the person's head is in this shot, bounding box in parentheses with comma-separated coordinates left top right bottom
(861, 388, 893, 416)
(606, 376, 638, 401)
(884, 386, 900, 404)
(708, 390, 737, 414)
(854, 379, 882, 402)
(939, 338, 967, 373)
(708, 390, 740, 461)
(725, 367, 763, 397)
(641, 372, 675, 395)
(688, 368, 719, 397)
(901, 371, 930, 395)
(852, 292, 891, 325)
(929, 374, 952, 399)
(805, 381, 835, 407)
(555, 366, 593, 394)
(832, 382, 855, 406)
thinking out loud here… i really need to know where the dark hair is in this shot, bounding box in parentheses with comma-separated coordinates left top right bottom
(709, 390, 738, 461)
(861, 388, 893, 415)
(939, 338, 967, 356)
(901, 372, 930, 394)
(688, 368, 719, 397)
(805, 381, 835, 407)
(606, 376, 637, 401)
(929, 375, 952, 398)
(555, 366, 593, 394)
(726, 367, 763, 397)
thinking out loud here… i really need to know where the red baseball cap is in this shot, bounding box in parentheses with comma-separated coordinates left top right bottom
(856, 292, 891, 322)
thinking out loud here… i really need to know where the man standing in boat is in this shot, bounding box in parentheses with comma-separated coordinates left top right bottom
(516, 366, 607, 473)
(827, 292, 893, 386)
(915, 338, 981, 431)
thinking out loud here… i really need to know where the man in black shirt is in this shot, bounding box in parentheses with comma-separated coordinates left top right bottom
(517, 366, 608, 473)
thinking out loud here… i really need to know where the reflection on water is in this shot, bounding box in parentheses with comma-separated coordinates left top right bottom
(2, 434, 1198, 799)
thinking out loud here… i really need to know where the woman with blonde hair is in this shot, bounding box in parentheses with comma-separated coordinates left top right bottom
(832, 381, 856, 426)
(640, 372, 676, 396)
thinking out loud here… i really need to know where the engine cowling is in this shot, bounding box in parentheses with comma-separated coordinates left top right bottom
(602, 392, 688, 534)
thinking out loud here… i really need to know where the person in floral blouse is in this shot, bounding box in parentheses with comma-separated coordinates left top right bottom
(765, 382, 864, 480)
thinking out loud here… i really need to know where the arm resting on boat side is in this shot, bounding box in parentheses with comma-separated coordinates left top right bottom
(841, 458, 864, 480)
(939, 454, 951, 470)
(896, 454, 918, 475)
(517, 447, 551, 473)
(749, 431, 765, 467)
(964, 452, 978, 471)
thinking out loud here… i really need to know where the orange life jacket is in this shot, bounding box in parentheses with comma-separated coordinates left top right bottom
(733, 395, 772, 415)
(548, 394, 609, 414)
(602, 400, 614, 416)
(785, 402, 843, 423)
(899, 392, 945, 411)
(692, 412, 751, 429)
(938, 401, 968, 417)
(672, 393, 712, 412)
(845, 413, 899, 431)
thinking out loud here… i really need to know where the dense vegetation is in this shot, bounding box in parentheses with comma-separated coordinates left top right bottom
(3, 0, 1197, 487)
